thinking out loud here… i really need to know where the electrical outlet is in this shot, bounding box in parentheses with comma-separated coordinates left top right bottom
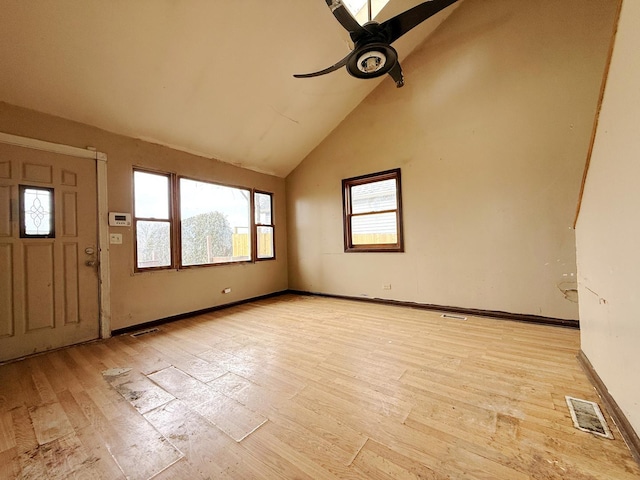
(109, 233, 122, 244)
(222, 287, 232, 294)
(383, 284, 392, 290)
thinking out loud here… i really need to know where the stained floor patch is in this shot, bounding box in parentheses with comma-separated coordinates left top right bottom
(103, 368, 175, 414)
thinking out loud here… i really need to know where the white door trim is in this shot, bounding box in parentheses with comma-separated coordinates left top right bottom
(0, 131, 111, 339)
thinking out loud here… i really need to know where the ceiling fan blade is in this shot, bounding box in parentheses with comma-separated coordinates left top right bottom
(325, 0, 367, 41)
(387, 61, 405, 88)
(380, 0, 459, 44)
(294, 53, 351, 78)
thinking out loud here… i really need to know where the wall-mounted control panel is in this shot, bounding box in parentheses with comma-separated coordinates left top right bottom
(108, 212, 132, 227)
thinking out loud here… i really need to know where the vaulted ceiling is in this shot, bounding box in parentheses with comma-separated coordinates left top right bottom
(0, 1, 460, 177)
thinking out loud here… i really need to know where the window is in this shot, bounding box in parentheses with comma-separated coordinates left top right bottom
(342, 168, 404, 252)
(254, 191, 274, 260)
(180, 178, 251, 266)
(19, 185, 55, 238)
(133, 168, 274, 270)
(343, 0, 390, 23)
(133, 171, 173, 269)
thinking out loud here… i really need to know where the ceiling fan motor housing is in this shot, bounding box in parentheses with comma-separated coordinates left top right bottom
(347, 43, 398, 79)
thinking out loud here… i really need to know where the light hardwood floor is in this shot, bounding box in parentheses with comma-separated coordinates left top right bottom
(0, 294, 638, 479)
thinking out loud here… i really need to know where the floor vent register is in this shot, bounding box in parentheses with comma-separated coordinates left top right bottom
(130, 327, 160, 338)
(565, 396, 614, 439)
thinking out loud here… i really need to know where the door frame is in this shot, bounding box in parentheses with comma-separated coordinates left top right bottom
(0, 131, 111, 339)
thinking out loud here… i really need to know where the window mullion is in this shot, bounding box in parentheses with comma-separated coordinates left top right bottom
(251, 189, 256, 262)
(171, 172, 179, 269)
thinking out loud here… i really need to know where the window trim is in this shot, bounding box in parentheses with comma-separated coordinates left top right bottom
(254, 190, 275, 261)
(342, 168, 404, 253)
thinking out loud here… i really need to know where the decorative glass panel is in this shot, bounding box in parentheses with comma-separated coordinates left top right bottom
(20, 186, 54, 238)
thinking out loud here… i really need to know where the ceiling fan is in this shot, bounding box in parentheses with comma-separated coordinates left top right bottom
(295, 0, 459, 88)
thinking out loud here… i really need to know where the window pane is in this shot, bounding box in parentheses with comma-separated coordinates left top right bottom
(351, 179, 397, 214)
(351, 212, 397, 245)
(134, 171, 169, 219)
(344, 0, 390, 21)
(136, 221, 171, 268)
(254, 192, 272, 224)
(180, 178, 251, 265)
(22, 187, 54, 236)
(257, 226, 274, 259)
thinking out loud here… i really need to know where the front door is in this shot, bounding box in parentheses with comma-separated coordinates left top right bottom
(0, 143, 99, 362)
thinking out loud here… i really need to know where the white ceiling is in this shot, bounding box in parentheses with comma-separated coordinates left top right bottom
(0, 1, 460, 177)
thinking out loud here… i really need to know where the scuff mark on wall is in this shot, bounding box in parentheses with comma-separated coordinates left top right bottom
(584, 285, 607, 305)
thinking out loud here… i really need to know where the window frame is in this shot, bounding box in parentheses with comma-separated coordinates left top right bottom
(177, 175, 253, 269)
(342, 168, 404, 253)
(19, 185, 56, 239)
(133, 167, 275, 272)
(133, 169, 176, 272)
(254, 190, 275, 261)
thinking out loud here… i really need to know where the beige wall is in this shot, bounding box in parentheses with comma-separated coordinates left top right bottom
(286, 0, 618, 319)
(576, 0, 639, 434)
(0, 103, 288, 330)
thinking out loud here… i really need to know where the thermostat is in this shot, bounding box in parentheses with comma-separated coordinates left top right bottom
(108, 212, 131, 227)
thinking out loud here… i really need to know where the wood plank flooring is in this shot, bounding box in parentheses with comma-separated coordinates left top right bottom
(0, 294, 638, 479)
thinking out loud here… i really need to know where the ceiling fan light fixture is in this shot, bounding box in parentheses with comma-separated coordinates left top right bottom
(346, 43, 397, 79)
(357, 51, 386, 73)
